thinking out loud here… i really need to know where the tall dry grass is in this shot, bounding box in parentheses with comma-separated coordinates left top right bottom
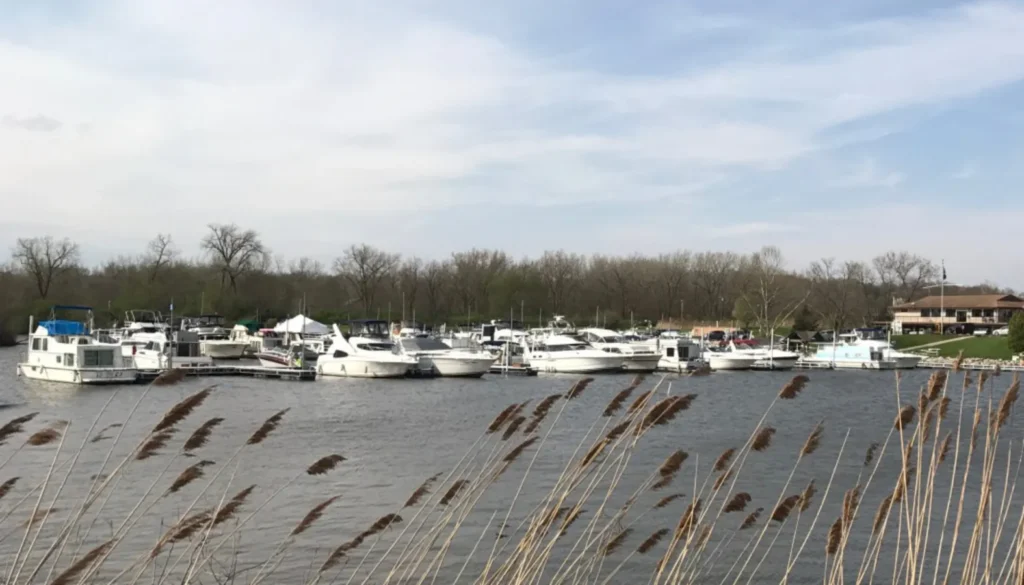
(0, 368, 1020, 584)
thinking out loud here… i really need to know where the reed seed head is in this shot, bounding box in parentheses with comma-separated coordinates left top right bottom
(51, 539, 113, 585)
(676, 500, 701, 540)
(90, 422, 123, 443)
(247, 408, 288, 445)
(938, 432, 952, 463)
(602, 528, 632, 556)
(566, 377, 595, 400)
(993, 374, 1020, 431)
(487, 403, 520, 434)
(440, 479, 470, 505)
(213, 485, 256, 526)
(637, 528, 669, 554)
(771, 494, 801, 523)
(779, 374, 809, 399)
(724, 492, 751, 513)
(0, 412, 39, 445)
(655, 493, 685, 509)
(152, 368, 187, 386)
(826, 518, 843, 556)
(873, 494, 893, 534)
(752, 426, 776, 452)
(153, 387, 214, 434)
(183, 417, 223, 453)
(799, 480, 816, 512)
(307, 454, 347, 476)
(894, 405, 916, 431)
(863, 442, 879, 467)
(927, 370, 947, 401)
(627, 390, 653, 415)
(503, 436, 538, 464)
(603, 387, 636, 417)
(26, 422, 67, 446)
(164, 460, 214, 496)
(404, 473, 442, 508)
(292, 495, 341, 536)
(502, 416, 526, 440)
(713, 470, 734, 491)
(559, 508, 585, 536)
(137, 429, 175, 460)
(0, 477, 19, 501)
(320, 535, 365, 572)
(714, 448, 736, 472)
(741, 508, 763, 530)
(802, 422, 825, 457)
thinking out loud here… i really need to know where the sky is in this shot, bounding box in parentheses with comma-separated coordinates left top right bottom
(2, 0, 1024, 287)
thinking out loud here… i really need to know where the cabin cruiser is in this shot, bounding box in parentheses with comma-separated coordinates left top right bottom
(182, 315, 248, 359)
(701, 347, 757, 371)
(256, 345, 317, 368)
(841, 329, 922, 369)
(316, 322, 417, 378)
(657, 338, 702, 373)
(16, 307, 137, 384)
(725, 340, 800, 370)
(578, 328, 660, 372)
(524, 334, 624, 374)
(799, 343, 896, 370)
(131, 330, 215, 370)
(398, 336, 495, 377)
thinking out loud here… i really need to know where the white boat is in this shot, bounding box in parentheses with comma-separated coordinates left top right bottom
(525, 334, 624, 374)
(726, 341, 800, 370)
(701, 348, 757, 371)
(578, 328, 661, 372)
(130, 330, 216, 370)
(842, 329, 922, 369)
(16, 307, 137, 384)
(316, 321, 417, 378)
(183, 315, 248, 359)
(398, 336, 495, 377)
(656, 339, 702, 373)
(799, 343, 896, 370)
(256, 346, 310, 368)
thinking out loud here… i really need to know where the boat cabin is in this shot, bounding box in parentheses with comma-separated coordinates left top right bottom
(18, 306, 136, 384)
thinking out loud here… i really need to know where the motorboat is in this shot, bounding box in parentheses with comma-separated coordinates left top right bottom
(524, 334, 624, 374)
(799, 343, 896, 370)
(578, 328, 660, 372)
(256, 345, 315, 368)
(725, 340, 800, 370)
(183, 315, 248, 359)
(16, 306, 137, 384)
(842, 329, 922, 369)
(656, 338, 702, 373)
(130, 330, 216, 370)
(316, 322, 416, 378)
(398, 336, 495, 377)
(701, 347, 757, 371)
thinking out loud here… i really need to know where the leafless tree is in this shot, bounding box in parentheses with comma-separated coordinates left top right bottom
(11, 236, 80, 299)
(289, 257, 324, 279)
(144, 234, 177, 283)
(808, 258, 868, 331)
(333, 244, 399, 314)
(651, 252, 691, 321)
(872, 251, 938, 305)
(200, 224, 268, 293)
(397, 258, 422, 319)
(451, 249, 509, 316)
(537, 251, 585, 313)
(692, 251, 741, 319)
(421, 260, 452, 321)
(736, 246, 807, 334)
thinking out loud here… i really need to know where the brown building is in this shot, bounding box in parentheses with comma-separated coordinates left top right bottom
(892, 294, 1024, 334)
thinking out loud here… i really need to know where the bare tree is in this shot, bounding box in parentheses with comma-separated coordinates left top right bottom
(200, 224, 268, 293)
(289, 257, 324, 279)
(536, 250, 585, 313)
(333, 244, 399, 314)
(451, 249, 509, 316)
(736, 246, 807, 334)
(397, 258, 422, 319)
(872, 251, 938, 305)
(11, 236, 80, 299)
(144, 234, 177, 282)
(421, 260, 451, 321)
(652, 252, 691, 321)
(691, 252, 740, 319)
(808, 258, 868, 331)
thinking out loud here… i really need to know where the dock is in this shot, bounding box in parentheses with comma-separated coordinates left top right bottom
(489, 364, 538, 376)
(136, 364, 317, 382)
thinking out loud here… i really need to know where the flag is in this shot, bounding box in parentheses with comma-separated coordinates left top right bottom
(169, 300, 174, 312)
(942, 264, 947, 282)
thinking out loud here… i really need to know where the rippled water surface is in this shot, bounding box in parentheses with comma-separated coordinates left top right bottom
(0, 347, 1016, 584)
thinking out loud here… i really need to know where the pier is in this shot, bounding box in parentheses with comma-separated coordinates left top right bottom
(136, 364, 317, 382)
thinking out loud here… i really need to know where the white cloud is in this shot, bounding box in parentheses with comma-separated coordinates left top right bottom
(828, 158, 906, 189)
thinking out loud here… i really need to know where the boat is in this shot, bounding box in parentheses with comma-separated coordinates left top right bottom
(256, 346, 313, 368)
(183, 315, 249, 359)
(578, 328, 661, 372)
(524, 334, 624, 374)
(130, 330, 216, 370)
(398, 336, 495, 377)
(799, 342, 896, 370)
(701, 347, 757, 371)
(842, 329, 923, 369)
(656, 338, 702, 373)
(316, 322, 417, 378)
(726, 340, 800, 370)
(16, 306, 137, 384)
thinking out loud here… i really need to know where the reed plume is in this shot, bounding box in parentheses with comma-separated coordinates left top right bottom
(152, 367, 187, 386)
(0, 477, 18, 501)
(741, 508, 763, 530)
(752, 426, 776, 452)
(603, 387, 636, 417)
(651, 450, 689, 490)
(676, 500, 701, 539)
(927, 370, 947, 401)
(559, 508, 585, 536)
(90, 422, 122, 443)
(502, 416, 526, 440)
(771, 494, 801, 523)
(503, 436, 538, 463)
(50, 539, 113, 585)
(605, 420, 631, 442)
(779, 374, 809, 399)
(603, 528, 632, 556)
(992, 374, 1020, 431)
(365, 513, 403, 536)
(627, 390, 653, 415)
(154, 510, 212, 556)
(938, 432, 953, 463)
(525, 394, 562, 432)
(23, 507, 58, 528)
(799, 480, 816, 512)
(404, 473, 442, 508)
(713, 470, 734, 491)
(842, 486, 861, 525)
(714, 447, 736, 472)
(581, 440, 608, 469)
(306, 454, 347, 475)
(440, 479, 470, 505)
(638, 395, 694, 434)
(213, 485, 256, 526)
(655, 493, 685, 509)
(153, 386, 213, 433)
(638, 528, 669, 553)
(952, 350, 964, 372)
(864, 442, 879, 466)
(137, 429, 175, 460)
(247, 408, 288, 445)
(320, 535, 365, 572)
(725, 492, 751, 513)
(487, 403, 520, 434)
(873, 494, 893, 534)
(183, 417, 223, 453)
(894, 404, 916, 430)
(26, 421, 67, 446)
(164, 460, 214, 496)
(566, 377, 595, 400)
(938, 396, 951, 420)
(826, 518, 843, 556)
(802, 422, 824, 456)
(0, 412, 38, 445)
(292, 495, 341, 536)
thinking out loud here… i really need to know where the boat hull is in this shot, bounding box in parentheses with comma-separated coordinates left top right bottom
(800, 358, 896, 370)
(751, 356, 799, 371)
(529, 356, 624, 374)
(705, 355, 756, 371)
(200, 341, 248, 360)
(17, 363, 137, 384)
(622, 354, 661, 372)
(317, 358, 411, 378)
(428, 356, 495, 377)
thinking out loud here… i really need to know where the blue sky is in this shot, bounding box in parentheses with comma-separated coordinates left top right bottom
(2, 0, 1024, 286)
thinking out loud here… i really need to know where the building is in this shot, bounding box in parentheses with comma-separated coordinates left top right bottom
(891, 294, 1024, 334)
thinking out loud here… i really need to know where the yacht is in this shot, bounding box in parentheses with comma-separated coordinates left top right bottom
(256, 345, 316, 368)
(398, 336, 495, 377)
(183, 316, 248, 359)
(578, 328, 661, 372)
(657, 338, 702, 373)
(701, 347, 757, 371)
(799, 343, 896, 370)
(726, 340, 800, 370)
(524, 334, 624, 374)
(842, 329, 922, 369)
(16, 307, 137, 384)
(131, 330, 215, 371)
(316, 322, 416, 378)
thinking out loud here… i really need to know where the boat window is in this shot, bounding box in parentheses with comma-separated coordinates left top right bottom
(65, 353, 75, 366)
(78, 338, 88, 345)
(333, 349, 349, 358)
(56, 355, 61, 364)
(83, 350, 114, 367)
(32, 338, 40, 350)
(357, 343, 395, 351)
(601, 347, 622, 354)
(666, 347, 675, 358)
(42, 339, 48, 351)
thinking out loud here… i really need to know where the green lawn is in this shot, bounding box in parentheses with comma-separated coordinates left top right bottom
(891, 334, 955, 349)
(929, 337, 1014, 360)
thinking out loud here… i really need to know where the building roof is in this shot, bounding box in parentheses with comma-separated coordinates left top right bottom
(893, 294, 1024, 310)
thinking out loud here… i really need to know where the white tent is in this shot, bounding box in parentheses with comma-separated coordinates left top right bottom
(273, 314, 330, 336)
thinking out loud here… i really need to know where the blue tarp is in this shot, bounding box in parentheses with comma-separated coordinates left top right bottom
(39, 320, 88, 335)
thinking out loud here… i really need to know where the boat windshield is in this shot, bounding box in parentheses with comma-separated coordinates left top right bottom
(358, 343, 397, 352)
(602, 335, 625, 343)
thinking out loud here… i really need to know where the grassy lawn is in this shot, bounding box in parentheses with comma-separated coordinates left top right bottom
(930, 337, 1014, 360)
(891, 334, 955, 349)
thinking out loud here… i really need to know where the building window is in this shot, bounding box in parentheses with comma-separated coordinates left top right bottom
(984, 309, 995, 317)
(946, 309, 956, 318)
(972, 309, 982, 317)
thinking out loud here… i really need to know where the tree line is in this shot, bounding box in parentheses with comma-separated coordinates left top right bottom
(0, 224, 1013, 343)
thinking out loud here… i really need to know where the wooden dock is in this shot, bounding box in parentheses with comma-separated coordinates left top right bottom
(136, 364, 317, 382)
(489, 364, 538, 376)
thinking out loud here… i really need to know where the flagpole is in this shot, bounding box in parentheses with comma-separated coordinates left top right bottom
(940, 260, 945, 336)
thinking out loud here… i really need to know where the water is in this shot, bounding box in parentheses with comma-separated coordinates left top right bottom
(0, 347, 1016, 584)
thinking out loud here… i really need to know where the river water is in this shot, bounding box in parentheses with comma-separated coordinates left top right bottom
(0, 347, 1016, 584)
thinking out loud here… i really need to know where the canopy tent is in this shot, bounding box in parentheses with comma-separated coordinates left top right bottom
(273, 314, 330, 336)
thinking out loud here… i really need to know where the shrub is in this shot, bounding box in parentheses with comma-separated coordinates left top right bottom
(1009, 312, 1024, 354)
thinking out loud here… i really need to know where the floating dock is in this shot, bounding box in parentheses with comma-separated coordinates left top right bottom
(136, 364, 317, 382)
(489, 364, 538, 376)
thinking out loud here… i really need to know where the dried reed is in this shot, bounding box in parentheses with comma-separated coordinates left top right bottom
(651, 450, 689, 491)
(0, 412, 38, 445)
(247, 408, 288, 445)
(724, 492, 752, 513)
(136, 429, 175, 460)
(779, 374, 809, 399)
(292, 495, 341, 536)
(802, 422, 824, 456)
(627, 390, 653, 415)
(164, 460, 214, 496)
(655, 493, 685, 509)
(440, 480, 470, 505)
(798, 480, 816, 512)
(603, 387, 636, 417)
(713, 470, 734, 491)
(306, 454, 347, 475)
(894, 404, 916, 430)
(503, 436, 538, 463)
(741, 508, 763, 530)
(566, 377, 595, 400)
(213, 485, 257, 526)
(714, 448, 736, 472)
(502, 416, 526, 441)
(404, 473, 442, 508)
(751, 426, 776, 452)
(863, 442, 879, 466)
(602, 528, 632, 556)
(183, 417, 224, 453)
(152, 368, 187, 386)
(50, 539, 113, 585)
(487, 403, 520, 434)
(89, 422, 122, 443)
(26, 422, 66, 446)
(771, 494, 801, 523)
(153, 386, 213, 432)
(676, 500, 701, 539)
(927, 370, 947, 401)
(0, 477, 18, 501)
(638, 528, 670, 553)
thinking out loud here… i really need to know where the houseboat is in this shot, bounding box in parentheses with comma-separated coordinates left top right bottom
(16, 307, 137, 384)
